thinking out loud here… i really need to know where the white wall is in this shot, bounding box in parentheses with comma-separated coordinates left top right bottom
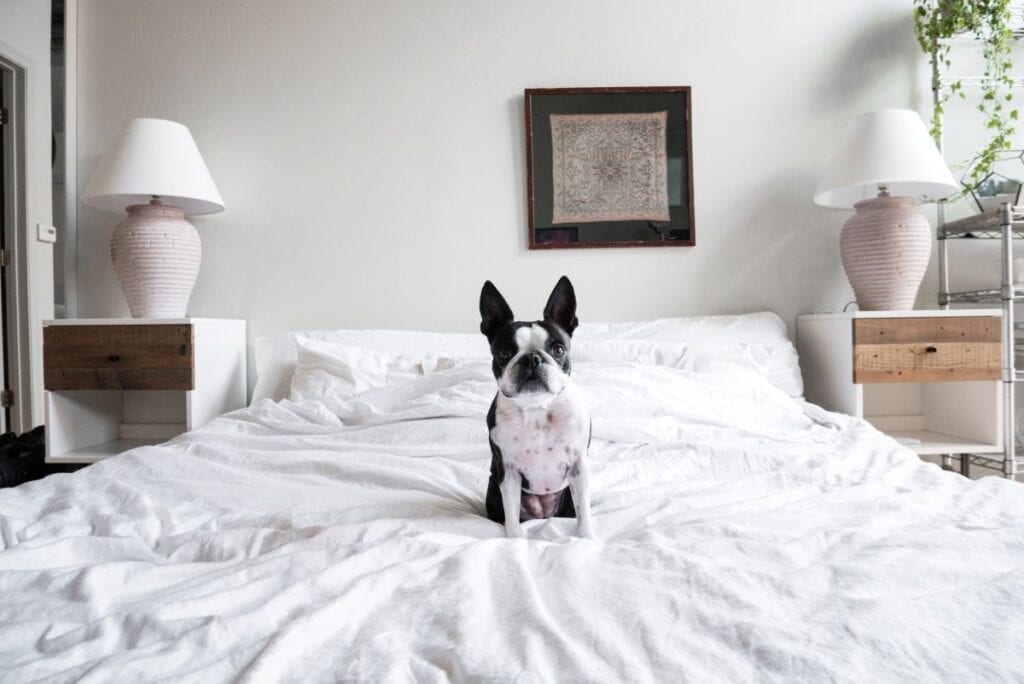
(75, 0, 930, 389)
(1, 0, 54, 428)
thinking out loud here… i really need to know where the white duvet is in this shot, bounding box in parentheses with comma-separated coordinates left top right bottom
(2, 361, 1024, 682)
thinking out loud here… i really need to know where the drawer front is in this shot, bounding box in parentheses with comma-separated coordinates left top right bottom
(853, 316, 1001, 383)
(44, 324, 194, 390)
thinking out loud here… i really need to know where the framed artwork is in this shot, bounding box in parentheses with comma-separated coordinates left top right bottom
(525, 86, 695, 249)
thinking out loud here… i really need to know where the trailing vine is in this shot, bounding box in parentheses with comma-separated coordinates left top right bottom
(913, 0, 1018, 194)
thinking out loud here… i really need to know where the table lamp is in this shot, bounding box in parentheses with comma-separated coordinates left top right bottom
(82, 118, 224, 318)
(814, 109, 959, 310)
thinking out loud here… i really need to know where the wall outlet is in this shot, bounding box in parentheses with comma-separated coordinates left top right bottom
(37, 223, 57, 243)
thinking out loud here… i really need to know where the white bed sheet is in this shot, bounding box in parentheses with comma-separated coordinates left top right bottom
(2, 361, 1024, 681)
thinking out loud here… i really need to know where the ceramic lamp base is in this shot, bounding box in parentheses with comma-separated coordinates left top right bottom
(839, 195, 931, 311)
(111, 201, 202, 318)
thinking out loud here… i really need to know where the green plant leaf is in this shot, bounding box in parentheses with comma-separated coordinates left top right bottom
(914, 0, 1017, 195)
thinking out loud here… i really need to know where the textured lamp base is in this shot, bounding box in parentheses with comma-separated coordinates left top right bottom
(111, 201, 202, 318)
(839, 196, 931, 311)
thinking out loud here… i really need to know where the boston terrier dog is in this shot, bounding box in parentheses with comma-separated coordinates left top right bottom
(479, 276, 596, 540)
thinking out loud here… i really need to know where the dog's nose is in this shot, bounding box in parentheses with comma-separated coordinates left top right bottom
(528, 352, 543, 368)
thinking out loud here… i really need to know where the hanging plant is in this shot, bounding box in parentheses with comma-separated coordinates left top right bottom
(913, 0, 1018, 195)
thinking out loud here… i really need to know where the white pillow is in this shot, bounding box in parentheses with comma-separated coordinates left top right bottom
(289, 338, 485, 401)
(575, 312, 802, 397)
(573, 339, 802, 397)
(254, 329, 488, 403)
(577, 311, 789, 345)
(253, 311, 802, 403)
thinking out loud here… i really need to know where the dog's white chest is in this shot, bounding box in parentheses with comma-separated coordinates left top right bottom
(491, 384, 589, 495)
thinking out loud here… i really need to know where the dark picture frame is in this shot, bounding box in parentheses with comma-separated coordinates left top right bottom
(525, 86, 695, 249)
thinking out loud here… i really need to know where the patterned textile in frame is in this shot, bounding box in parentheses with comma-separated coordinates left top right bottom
(550, 111, 670, 224)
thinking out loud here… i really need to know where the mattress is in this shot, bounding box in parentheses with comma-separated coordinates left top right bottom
(2, 359, 1024, 681)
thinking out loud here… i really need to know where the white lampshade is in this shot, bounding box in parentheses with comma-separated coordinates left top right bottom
(82, 117, 224, 215)
(814, 109, 959, 208)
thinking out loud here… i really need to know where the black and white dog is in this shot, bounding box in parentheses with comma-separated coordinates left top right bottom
(479, 276, 595, 540)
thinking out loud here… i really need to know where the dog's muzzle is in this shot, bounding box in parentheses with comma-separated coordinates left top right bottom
(518, 353, 549, 388)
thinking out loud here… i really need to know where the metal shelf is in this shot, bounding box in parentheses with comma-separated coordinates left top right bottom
(939, 207, 1024, 239)
(933, 27, 1020, 479)
(937, 202, 1018, 480)
(936, 77, 1024, 88)
(961, 453, 1024, 470)
(941, 287, 1024, 304)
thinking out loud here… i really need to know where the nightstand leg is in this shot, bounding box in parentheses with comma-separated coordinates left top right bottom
(960, 454, 971, 479)
(941, 454, 953, 471)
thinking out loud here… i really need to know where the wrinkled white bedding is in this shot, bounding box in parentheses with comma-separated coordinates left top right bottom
(2, 361, 1024, 681)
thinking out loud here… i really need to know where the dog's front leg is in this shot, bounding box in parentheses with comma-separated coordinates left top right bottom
(568, 456, 597, 540)
(499, 467, 525, 539)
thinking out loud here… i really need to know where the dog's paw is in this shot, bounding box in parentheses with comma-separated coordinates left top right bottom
(504, 525, 526, 539)
(578, 524, 599, 541)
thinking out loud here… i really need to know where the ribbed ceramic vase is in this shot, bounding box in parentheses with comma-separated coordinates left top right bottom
(839, 196, 931, 311)
(111, 201, 201, 318)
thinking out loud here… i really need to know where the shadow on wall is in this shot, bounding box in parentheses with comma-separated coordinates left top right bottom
(814, 8, 924, 114)
(793, 8, 923, 318)
(689, 167, 850, 326)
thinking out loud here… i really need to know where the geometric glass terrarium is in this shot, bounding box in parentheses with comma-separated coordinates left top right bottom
(962, 149, 1024, 212)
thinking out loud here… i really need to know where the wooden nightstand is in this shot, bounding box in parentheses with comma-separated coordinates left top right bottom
(797, 310, 1003, 464)
(42, 318, 246, 463)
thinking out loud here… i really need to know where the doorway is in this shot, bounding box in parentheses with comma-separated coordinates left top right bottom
(0, 67, 13, 433)
(0, 48, 34, 436)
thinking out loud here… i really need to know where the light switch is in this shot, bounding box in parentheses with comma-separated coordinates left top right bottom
(37, 223, 57, 243)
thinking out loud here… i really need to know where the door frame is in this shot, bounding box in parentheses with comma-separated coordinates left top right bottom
(0, 49, 38, 434)
(54, 0, 78, 319)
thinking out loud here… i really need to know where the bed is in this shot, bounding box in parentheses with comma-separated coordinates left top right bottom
(2, 312, 1024, 681)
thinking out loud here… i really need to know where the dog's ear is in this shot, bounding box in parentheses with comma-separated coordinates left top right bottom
(480, 280, 514, 341)
(543, 275, 578, 336)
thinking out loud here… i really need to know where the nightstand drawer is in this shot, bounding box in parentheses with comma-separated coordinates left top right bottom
(44, 324, 194, 390)
(853, 316, 1000, 383)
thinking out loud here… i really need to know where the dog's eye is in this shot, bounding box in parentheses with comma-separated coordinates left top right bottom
(551, 344, 565, 358)
(499, 349, 514, 360)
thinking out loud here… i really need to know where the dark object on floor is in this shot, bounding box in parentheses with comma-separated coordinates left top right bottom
(0, 427, 50, 488)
